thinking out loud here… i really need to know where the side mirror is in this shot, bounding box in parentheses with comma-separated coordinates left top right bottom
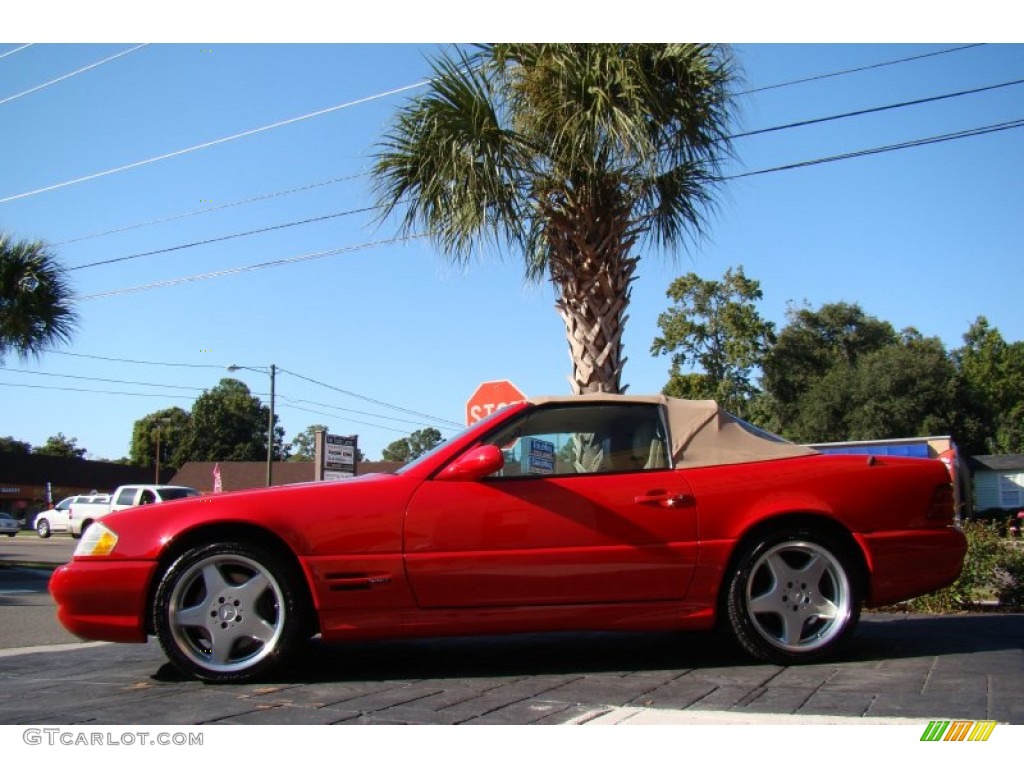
(436, 445, 504, 481)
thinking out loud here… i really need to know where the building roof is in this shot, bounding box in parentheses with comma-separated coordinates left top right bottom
(170, 460, 404, 493)
(0, 452, 169, 490)
(968, 454, 1024, 472)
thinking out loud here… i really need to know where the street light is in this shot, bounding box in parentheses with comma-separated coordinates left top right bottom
(226, 363, 277, 487)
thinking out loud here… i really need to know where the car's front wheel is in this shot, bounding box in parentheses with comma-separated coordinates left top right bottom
(36, 519, 51, 538)
(724, 528, 862, 665)
(153, 542, 308, 683)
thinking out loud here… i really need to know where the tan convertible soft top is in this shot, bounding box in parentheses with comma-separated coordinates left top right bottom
(529, 394, 818, 468)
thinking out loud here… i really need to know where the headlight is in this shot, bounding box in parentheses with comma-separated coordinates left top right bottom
(75, 522, 119, 557)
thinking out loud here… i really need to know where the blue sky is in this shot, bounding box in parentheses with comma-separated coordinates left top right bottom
(2, 10, 1022, 464)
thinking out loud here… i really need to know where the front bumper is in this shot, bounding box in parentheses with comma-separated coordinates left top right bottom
(49, 559, 159, 643)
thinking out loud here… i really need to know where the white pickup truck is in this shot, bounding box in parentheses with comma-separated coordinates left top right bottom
(68, 484, 200, 538)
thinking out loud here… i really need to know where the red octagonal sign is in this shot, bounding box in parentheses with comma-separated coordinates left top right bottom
(466, 380, 527, 425)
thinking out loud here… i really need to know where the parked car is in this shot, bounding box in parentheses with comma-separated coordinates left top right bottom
(68, 485, 198, 538)
(50, 395, 967, 683)
(0, 512, 20, 537)
(35, 495, 87, 538)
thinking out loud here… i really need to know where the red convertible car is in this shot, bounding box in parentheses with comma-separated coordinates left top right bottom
(50, 395, 966, 682)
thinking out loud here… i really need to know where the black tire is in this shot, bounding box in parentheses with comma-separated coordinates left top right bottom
(37, 520, 51, 538)
(152, 541, 308, 683)
(724, 528, 862, 665)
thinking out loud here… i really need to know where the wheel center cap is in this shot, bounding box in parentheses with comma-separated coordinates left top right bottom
(218, 605, 238, 621)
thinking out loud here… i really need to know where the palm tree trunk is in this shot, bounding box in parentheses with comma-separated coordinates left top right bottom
(553, 253, 638, 395)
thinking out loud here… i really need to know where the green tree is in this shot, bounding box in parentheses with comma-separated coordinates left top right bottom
(790, 331, 958, 442)
(0, 233, 77, 361)
(184, 379, 286, 462)
(954, 317, 1024, 454)
(381, 427, 443, 463)
(650, 267, 774, 416)
(33, 433, 86, 459)
(128, 407, 192, 472)
(0, 436, 32, 454)
(373, 44, 736, 394)
(289, 424, 328, 461)
(760, 302, 898, 434)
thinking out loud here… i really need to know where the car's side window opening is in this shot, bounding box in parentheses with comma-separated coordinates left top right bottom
(481, 403, 669, 478)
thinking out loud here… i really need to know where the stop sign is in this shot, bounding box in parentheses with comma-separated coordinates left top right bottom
(466, 380, 527, 425)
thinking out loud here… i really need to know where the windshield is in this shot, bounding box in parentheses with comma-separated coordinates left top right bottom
(394, 407, 515, 475)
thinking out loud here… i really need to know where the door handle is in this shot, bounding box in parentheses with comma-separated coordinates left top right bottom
(634, 492, 693, 508)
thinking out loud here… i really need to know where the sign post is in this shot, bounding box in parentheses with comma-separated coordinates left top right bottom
(466, 380, 526, 425)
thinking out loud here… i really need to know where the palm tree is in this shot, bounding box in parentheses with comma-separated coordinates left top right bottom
(0, 233, 77, 360)
(373, 44, 737, 394)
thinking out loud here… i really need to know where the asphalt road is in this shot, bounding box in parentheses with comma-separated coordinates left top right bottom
(1, 543, 1022, 726)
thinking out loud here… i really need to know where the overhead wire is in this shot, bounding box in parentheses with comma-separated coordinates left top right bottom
(37, 44, 989, 247)
(0, 44, 34, 60)
(0, 44, 148, 107)
(0, 79, 429, 205)
(39, 350, 461, 429)
(51, 172, 368, 246)
(726, 117, 1024, 180)
(74, 234, 426, 300)
(67, 205, 384, 271)
(730, 77, 1024, 141)
(735, 44, 986, 95)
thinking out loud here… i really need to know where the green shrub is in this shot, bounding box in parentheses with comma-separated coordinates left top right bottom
(905, 521, 1023, 612)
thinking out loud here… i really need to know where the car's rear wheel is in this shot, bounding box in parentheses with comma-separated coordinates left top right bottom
(725, 528, 861, 665)
(153, 542, 307, 683)
(36, 519, 51, 538)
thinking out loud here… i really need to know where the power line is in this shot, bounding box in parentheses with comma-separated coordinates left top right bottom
(48, 349, 225, 369)
(731, 77, 1024, 141)
(39, 349, 460, 430)
(0, 79, 429, 205)
(735, 44, 985, 96)
(276, 402, 441, 437)
(0, 44, 33, 60)
(75, 234, 425, 300)
(18, 45, 991, 249)
(58, 76, 1021, 273)
(1, 368, 208, 392)
(0, 380, 195, 401)
(67, 205, 383, 271)
(727, 117, 1024, 180)
(0, 44, 148, 107)
(52, 172, 368, 246)
(1, 367, 453, 432)
(66, 113, 1022, 302)
(280, 369, 464, 428)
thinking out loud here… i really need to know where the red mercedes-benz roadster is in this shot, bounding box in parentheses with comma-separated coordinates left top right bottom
(50, 395, 966, 682)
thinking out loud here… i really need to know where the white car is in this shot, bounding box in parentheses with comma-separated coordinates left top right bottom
(34, 496, 79, 538)
(0, 512, 21, 537)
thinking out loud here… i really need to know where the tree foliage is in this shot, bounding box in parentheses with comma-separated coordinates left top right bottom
(373, 44, 737, 394)
(129, 407, 192, 471)
(289, 424, 327, 461)
(651, 267, 774, 416)
(33, 432, 86, 459)
(183, 379, 286, 463)
(0, 436, 32, 454)
(954, 317, 1024, 454)
(0, 233, 77, 362)
(381, 428, 443, 463)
